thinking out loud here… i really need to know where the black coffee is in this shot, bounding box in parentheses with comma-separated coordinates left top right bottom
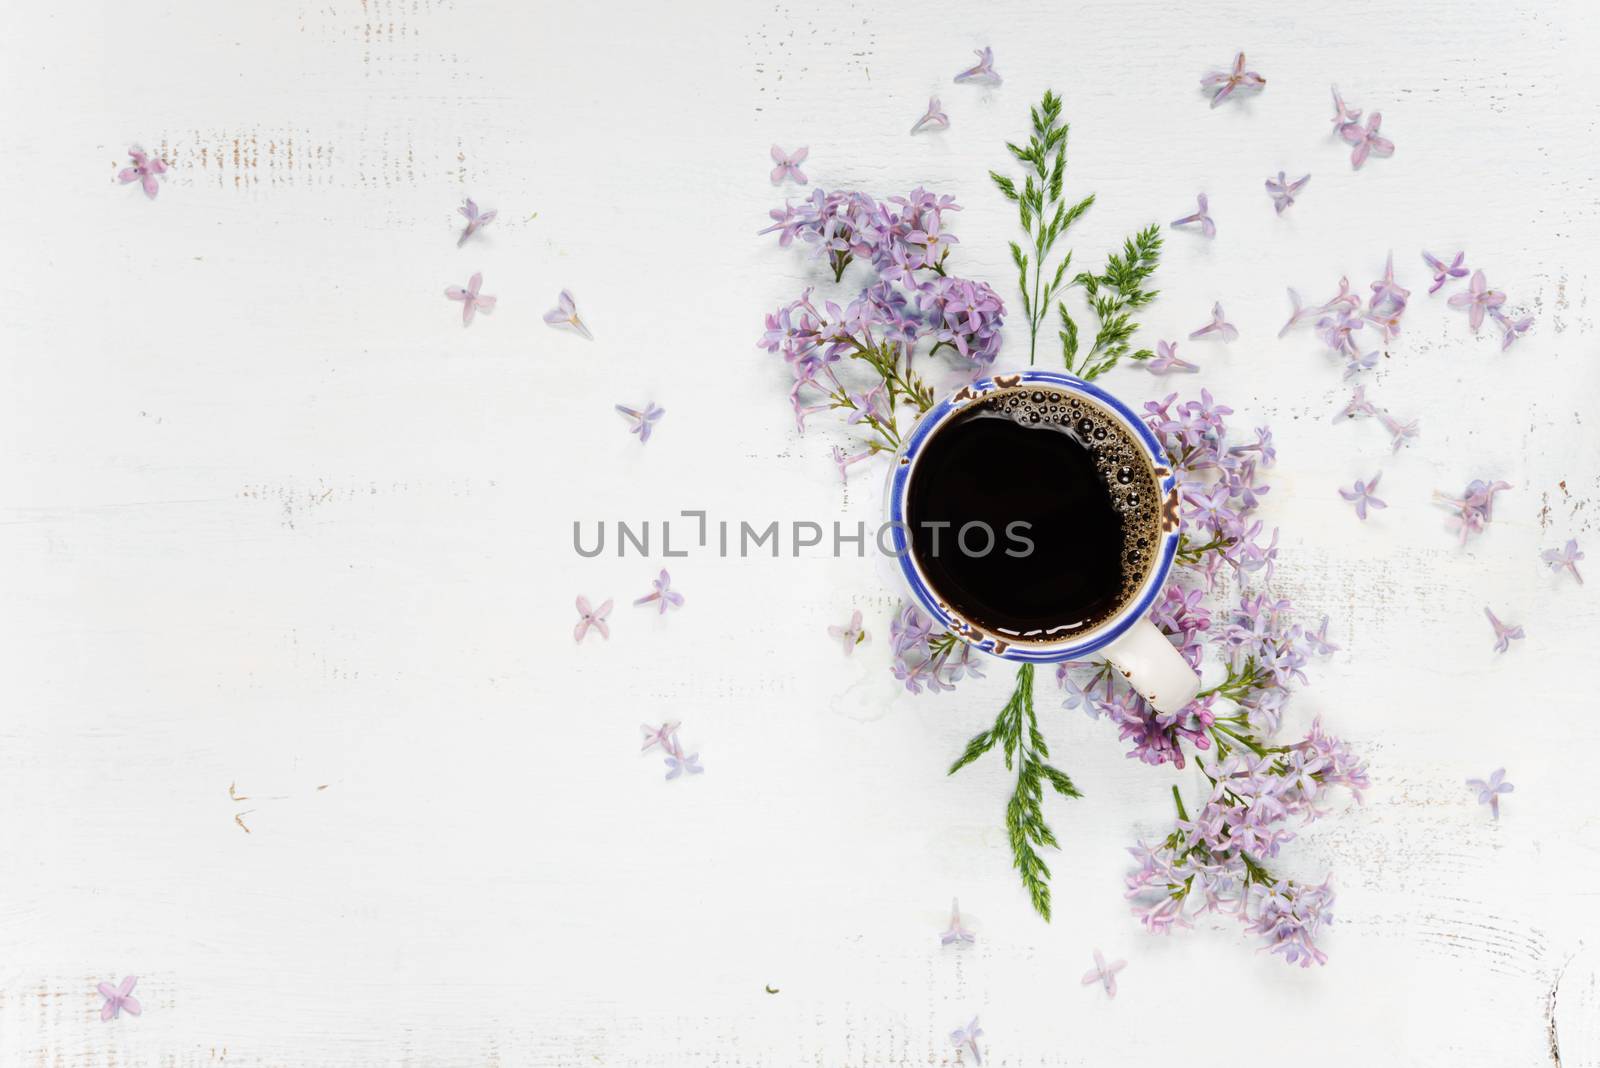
(904, 387, 1160, 643)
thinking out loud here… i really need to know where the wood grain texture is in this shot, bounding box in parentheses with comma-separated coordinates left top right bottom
(3, 0, 1599, 1063)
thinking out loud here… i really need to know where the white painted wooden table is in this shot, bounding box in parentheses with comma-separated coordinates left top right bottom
(4, 0, 1599, 1063)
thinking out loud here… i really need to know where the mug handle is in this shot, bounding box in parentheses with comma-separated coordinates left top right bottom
(1101, 618, 1201, 714)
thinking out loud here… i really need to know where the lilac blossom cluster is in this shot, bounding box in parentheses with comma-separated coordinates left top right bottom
(759, 188, 1006, 475)
(889, 604, 986, 694)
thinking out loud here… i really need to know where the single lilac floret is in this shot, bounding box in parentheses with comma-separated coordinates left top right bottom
(1541, 538, 1584, 584)
(1483, 606, 1524, 653)
(1466, 768, 1513, 818)
(1171, 193, 1216, 238)
(1339, 473, 1386, 520)
(1265, 172, 1310, 214)
(1188, 302, 1238, 342)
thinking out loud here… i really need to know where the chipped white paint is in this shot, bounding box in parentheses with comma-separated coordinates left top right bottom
(3, 0, 1599, 1063)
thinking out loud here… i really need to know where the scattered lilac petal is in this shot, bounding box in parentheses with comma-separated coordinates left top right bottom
(574, 595, 613, 643)
(634, 569, 684, 614)
(1330, 85, 1362, 129)
(1542, 538, 1584, 584)
(1144, 339, 1198, 374)
(1446, 270, 1505, 333)
(1265, 171, 1310, 214)
(1338, 473, 1387, 520)
(1080, 949, 1126, 998)
(641, 721, 681, 753)
(1188, 302, 1238, 342)
(1369, 252, 1410, 310)
(1334, 385, 1375, 421)
(1341, 112, 1394, 169)
(831, 444, 876, 483)
(1376, 408, 1419, 452)
(1422, 250, 1469, 294)
(950, 1017, 984, 1065)
(1344, 349, 1379, 378)
(98, 976, 142, 1021)
(456, 197, 497, 247)
(615, 402, 665, 444)
(1436, 480, 1512, 544)
(940, 898, 976, 945)
(444, 272, 496, 327)
(953, 47, 1001, 86)
(1483, 607, 1525, 654)
(1491, 308, 1533, 351)
(769, 145, 809, 185)
(1201, 52, 1265, 108)
(1280, 276, 1362, 337)
(118, 147, 167, 200)
(910, 97, 949, 135)
(663, 738, 704, 781)
(827, 609, 868, 654)
(1170, 193, 1215, 238)
(542, 289, 594, 339)
(1304, 616, 1340, 656)
(1466, 768, 1514, 818)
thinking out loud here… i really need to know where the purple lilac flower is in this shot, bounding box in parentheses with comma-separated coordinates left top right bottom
(941, 898, 976, 945)
(1080, 950, 1125, 998)
(444, 272, 496, 326)
(1201, 52, 1265, 107)
(1422, 250, 1469, 294)
(1316, 307, 1365, 356)
(1368, 252, 1410, 315)
(1339, 474, 1386, 520)
(950, 1017, 983, 1065)
(615, 402, 665, 443)
(1188, 302, 1238, 342)
(1171, 193, 1216, 238)
(1484, 606, 1524, 653)
(98, 976, 142, 1021)
(1334, 385, 1374, 420)
(574, 595, 613, 642)
(543, 289, 593, 339)
(1542, 539, 1584, 583)
(663, 738, 704, 780)
(1341, 113, 1394, 169)
(1435, 479, 1512, 544)
(1280, 276, 1361, 337)
(910, 97, 949, 135)
(640, 721, 681, 753)
(634, 569, 684, 614)
(1376, 408, 1419, 452)
(953, 47, 1001, 86)
(1447, 269, 1505, 332)
(919, 276, 1005, 364)
(1144, 339, 1198, 374)
(769, 145, 809, 185)
(1265, 172, 1310, 214)
(1303, 616, 1339, 655)
(1466, 768, 1513, 818)
(1330, 85, 1361, 129)
(118, 147, 166, 199)
(1249, 879, 1336, 967)
(456, 198, 497, 247)
(827, 609, 867, 654)
(1344, 350, 1379, 377)
(1491, 308, 1533, 351)
(831, 445, 875, 483)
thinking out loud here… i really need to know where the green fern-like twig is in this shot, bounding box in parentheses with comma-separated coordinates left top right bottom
(993, 92, 1163, 378)
(948, 664, 1081, 920)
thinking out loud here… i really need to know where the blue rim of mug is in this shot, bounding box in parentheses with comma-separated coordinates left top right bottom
(886, 369, 1180, 663)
